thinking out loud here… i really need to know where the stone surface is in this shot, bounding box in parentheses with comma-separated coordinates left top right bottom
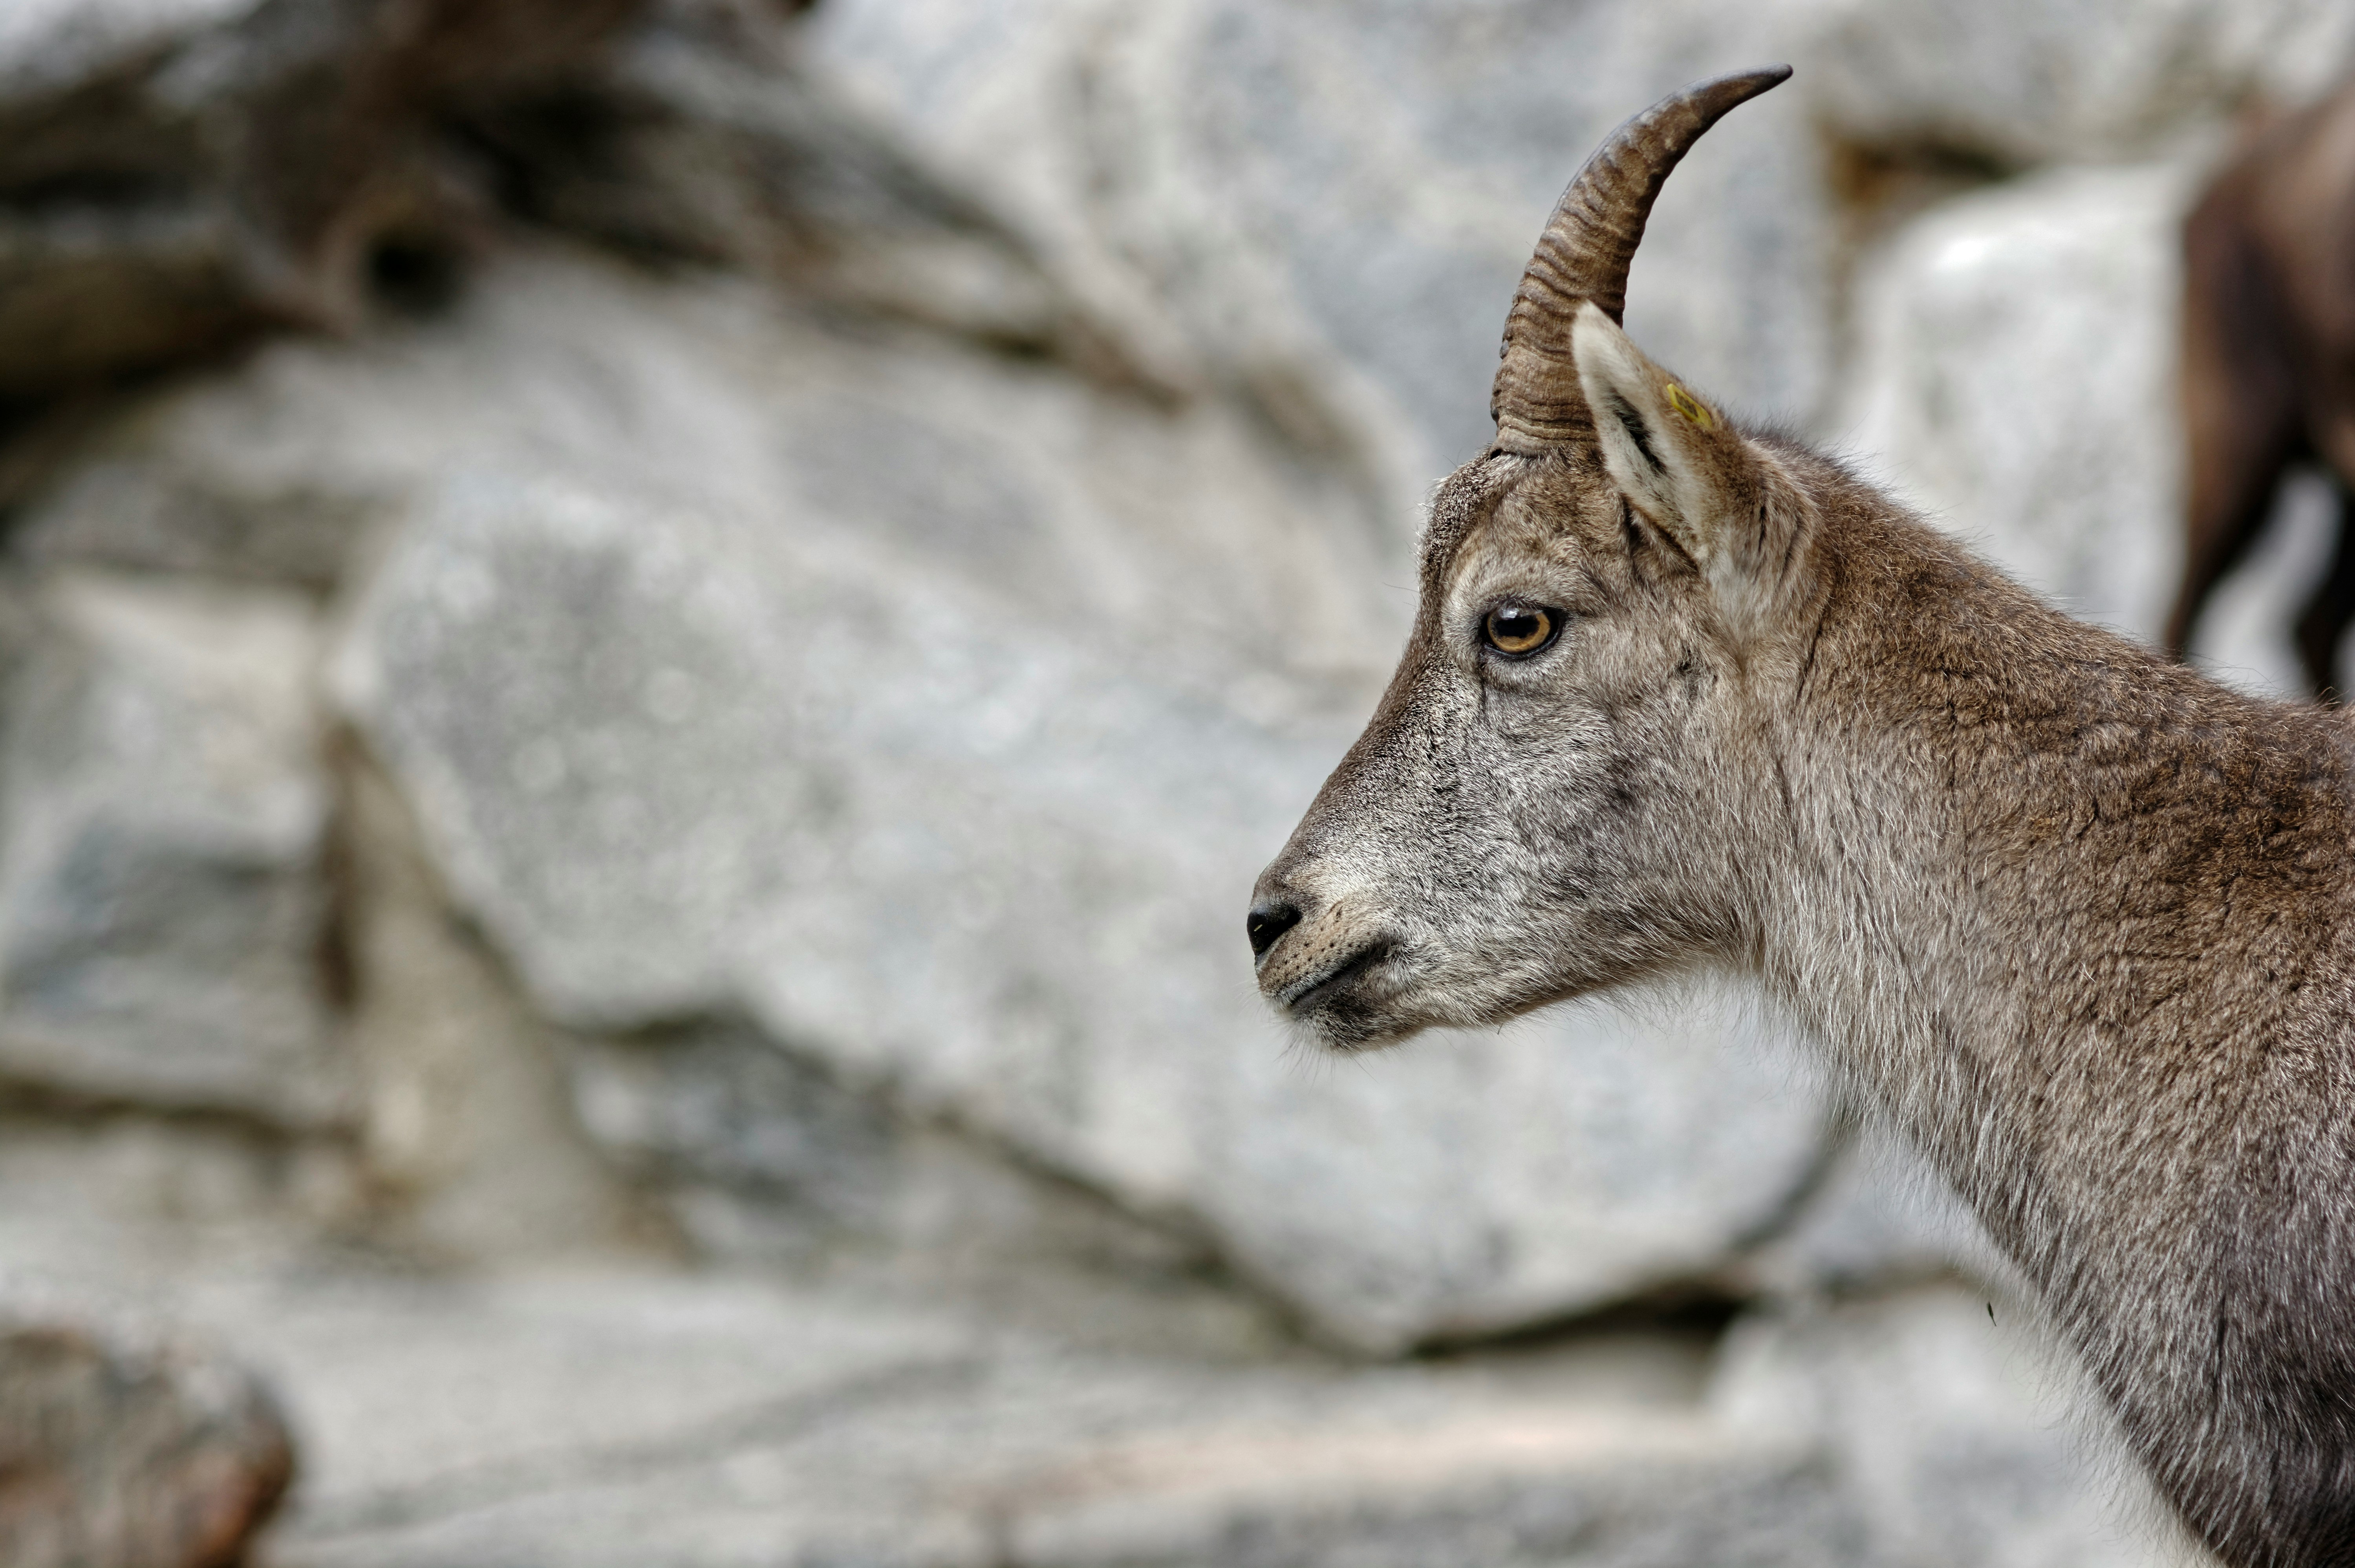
(1839, 156, 2325, 700)
(0, 571, 353, 1126)
(1740, 1119, 2008, 1299)
(0, 221, 1841, 1348)
(1804, 0, 2355, 167)
(15, 416, 387, 591)
(1712, 1284, 2198, 1567)
(0, 0, 1856, 1351)
(0, 0, 645, 396)
(286, 247, 1832, 1350)
(562, 1019, 1419, 1364)
(807, 0, 1840, 515)
(0, 1110, 362, 1248)
(338, 749, 652, 1264)
(209, 1264, 1850, 1568)
(1841, 162, 2196, 641)
(0, 1285, 295, 1568)
(0, 1146, 2184, 1568)
(459, 4, 1137, 382)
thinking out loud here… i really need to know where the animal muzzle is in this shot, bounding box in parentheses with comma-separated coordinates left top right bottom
(1246, 865, 1402, 1028)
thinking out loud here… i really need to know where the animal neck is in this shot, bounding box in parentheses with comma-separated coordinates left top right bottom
(1742, 499, 2353, 1287)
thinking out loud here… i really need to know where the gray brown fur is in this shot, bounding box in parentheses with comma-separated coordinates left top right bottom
(1252, 70, 2355, 1568)
(2167, 71, 2355, 695)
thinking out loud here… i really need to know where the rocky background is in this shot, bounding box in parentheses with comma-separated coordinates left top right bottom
(0, 0, 2345, 1563)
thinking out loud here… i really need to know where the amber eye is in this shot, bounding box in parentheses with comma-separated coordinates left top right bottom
(1481, 604, 1558, 657)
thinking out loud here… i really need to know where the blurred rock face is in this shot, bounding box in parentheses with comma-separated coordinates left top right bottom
(0, 0, 2348, 1561)
(0, 0, 647, 395)
(1841, 164, 2197, 639)
(809, 0, 1839, 501)
(0, 1292, 294, 1568)
(261, 246, 1815, 1352)
(0, 0, 1851, 1359)
(1806, 0, 2355, 166)
(0, 573, 349, 1125)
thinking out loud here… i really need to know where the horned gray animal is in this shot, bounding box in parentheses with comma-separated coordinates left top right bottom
(1248, 68, 2355, 1568)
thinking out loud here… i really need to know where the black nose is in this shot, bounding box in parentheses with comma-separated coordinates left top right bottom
(1247, 899, 1303, 960)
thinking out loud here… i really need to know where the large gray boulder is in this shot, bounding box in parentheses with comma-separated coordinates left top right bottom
(807, 0, 1838, 515)
(457, 3, 1136, 382)
(213, 1264, 1855, 1568)
(1805, 0, 2355, 167)
(6, 237, 1825, 1352)
(0, 0, 1860, 1353)
(0, 571, 352, 1126)
(1839, 156, 2326, 698)
(1841, 163, 2196, 642)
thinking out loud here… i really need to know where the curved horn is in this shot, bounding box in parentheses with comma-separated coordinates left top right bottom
(1490, 65, 1791, 454)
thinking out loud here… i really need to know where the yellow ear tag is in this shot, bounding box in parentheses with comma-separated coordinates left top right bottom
(1665, 382, 1715, 430)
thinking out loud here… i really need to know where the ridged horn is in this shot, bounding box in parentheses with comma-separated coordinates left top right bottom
(1489, 65, 1791, 454)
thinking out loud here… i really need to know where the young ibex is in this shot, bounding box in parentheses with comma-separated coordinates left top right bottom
(1249, 68, 2355, 1568)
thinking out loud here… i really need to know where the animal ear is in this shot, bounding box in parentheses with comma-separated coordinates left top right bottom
(1572, 302, 1762, 575)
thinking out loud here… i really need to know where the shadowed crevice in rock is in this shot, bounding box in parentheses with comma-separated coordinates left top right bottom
(0, 0, 651, 402)
(448, 20, 1146, 381)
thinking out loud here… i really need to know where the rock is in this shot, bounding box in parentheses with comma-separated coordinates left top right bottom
(282, 247, 1834, 1350)
(561, 1017, 908, 1249)
(806, 0, 1839, 513)
(1711, 1284, 2194, 1568)
(0, 1109, 365, 1270)
(221, 1269, 985, 1562)
(6, 6, 1149, 589)
(1841, 163, 2193, 639)
(337, 748, 651, 1264)
(1, 0, 1847, 1348)
(0, 0, 646, 397)
(13, 409, 385, 591)
(177, 1263, 1855, 1568)
(1840, 156, 2325, 697)
(0, 1286, 295, 1568)
(457, 5, 1140, 384)
(1804, 0, 2355, 167)
(1739, 1119, 2007, 1298)
(0, 571, 354, 1126)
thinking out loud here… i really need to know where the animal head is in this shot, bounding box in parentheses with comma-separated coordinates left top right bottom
(1248, 67, 1821, 1049)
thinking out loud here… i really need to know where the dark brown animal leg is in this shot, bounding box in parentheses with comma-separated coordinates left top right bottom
(2295, 479, 2355, 697)
(2164, 422, 2298, 663)
(2166, 183, 2303, 663)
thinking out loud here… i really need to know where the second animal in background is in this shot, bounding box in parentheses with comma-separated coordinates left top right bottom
(2168, 72, 2355, 697)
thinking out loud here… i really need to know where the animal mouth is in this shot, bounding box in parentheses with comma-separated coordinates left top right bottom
(1278, 939, 1396, 1015)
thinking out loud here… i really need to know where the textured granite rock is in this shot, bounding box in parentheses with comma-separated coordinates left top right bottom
(0, 1287, 295, 1568)
(1841, 162, 2198, 639)
(0, 571, 352, 1126)
(1806, 0, 2355, 166)
(1712, 1284, 2196, 1568)
(807, 0, 1839, 514)
(1839, 156, 2327, 698)
(305, 251, 1830, 1350)
(0, 0, 647, 396)
(213, 1266, 1853, 1568)
(457, 4, 1129, 379)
